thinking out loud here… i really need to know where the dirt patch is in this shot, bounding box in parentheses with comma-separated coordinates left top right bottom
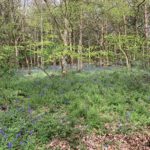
(46, 133, 150, 150)
(46, 139, 71, 150)
(82, 133, 150, 150)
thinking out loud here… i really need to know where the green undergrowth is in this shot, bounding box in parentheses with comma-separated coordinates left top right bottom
(0, 68, 150, 149)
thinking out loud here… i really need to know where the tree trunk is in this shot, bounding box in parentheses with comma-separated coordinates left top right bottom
(69, 29, 73, 68)
(77, 9, 83, 71)
(61, 17, 69, 74)
(144, 3, 149, 68)
(15, 39, 19, 69)
(25, 53, 31, 74)
(123, 15, 127, 35)
(118, 33, 131, 70)
(40, 3, 44, 68)
(144, 4, 148, 39)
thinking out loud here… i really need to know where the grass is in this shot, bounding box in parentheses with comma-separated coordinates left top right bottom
(0, 68, 150, 149)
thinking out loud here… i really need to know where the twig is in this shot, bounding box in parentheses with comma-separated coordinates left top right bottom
(38, 66, 51, 78)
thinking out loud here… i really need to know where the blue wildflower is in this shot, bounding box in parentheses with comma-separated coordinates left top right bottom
(16, 132, 21, 138)
(7, 142, 13, 149)
(20, 141, 24, 145)
(28, 108, 32, 113)
(28, 104, 32, 114)
(29, 130, 34, 135)
(0, 129, 5, 136)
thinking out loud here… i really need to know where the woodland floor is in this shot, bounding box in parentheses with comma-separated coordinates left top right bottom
(0, 67, 150, 150)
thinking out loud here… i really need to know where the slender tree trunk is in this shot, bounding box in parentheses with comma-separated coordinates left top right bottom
(144, 3, 149, 68)
(15, 39, 19, 69)
(33, 47, 36, 67)
(118, 33, 131, 70)
(29, 45, 33, 68)
(69, 29, 73, 68)
(61, 17, 68, 74)
(144, 4, 148, 39)
(88, 47, 91, 65)
(73, 31, 76, 67)
(25, 52, 31, 74)
(123, 15, 127, 35)
(105, 20, 109, 66)
(40, 3, 44, 68)
(77, 9, 83, 71)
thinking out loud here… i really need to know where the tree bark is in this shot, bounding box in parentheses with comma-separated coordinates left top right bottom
(61, 17, 69, 74)
(144, 3, 149, 67)
(77, 8, 83, 71)
(15, 39, 19, 69)
(40, 2, 44, 68)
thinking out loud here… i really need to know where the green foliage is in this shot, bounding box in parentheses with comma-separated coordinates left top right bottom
(104, 0, 132, 22)
(106, 34, 144, 52)
(0, 46, 16, 76)
(0, 68, 150, 149)
(106, 34, 145, 66)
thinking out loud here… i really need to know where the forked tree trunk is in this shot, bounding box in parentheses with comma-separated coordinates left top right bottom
(119, 44, 130, 69)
